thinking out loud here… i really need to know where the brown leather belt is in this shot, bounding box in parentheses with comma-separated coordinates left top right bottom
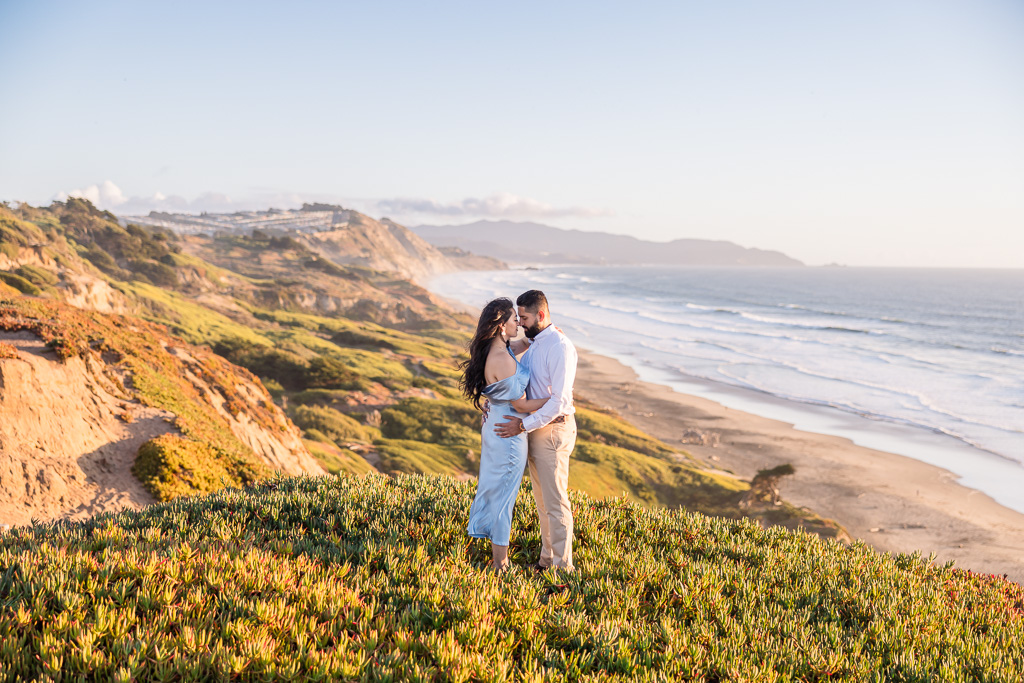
(550, 415, 567, 424)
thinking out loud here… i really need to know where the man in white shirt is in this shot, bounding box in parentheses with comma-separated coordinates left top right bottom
(494, 290, 578, 571)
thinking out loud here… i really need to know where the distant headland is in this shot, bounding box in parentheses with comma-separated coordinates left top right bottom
(411, 219, 804, 267)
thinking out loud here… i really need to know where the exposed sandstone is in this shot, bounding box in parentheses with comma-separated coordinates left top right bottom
(0, 332, 166, 526)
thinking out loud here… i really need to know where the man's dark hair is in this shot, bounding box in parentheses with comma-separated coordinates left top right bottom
(517, 289, 549, 313)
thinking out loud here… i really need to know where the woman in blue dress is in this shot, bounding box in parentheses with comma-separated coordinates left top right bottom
(459, 297, 540, 572)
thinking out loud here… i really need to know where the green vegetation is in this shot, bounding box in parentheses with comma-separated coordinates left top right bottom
(290, 388, 353, 406)
(133, 434, 264, 500)
(126, 258, 178, 287)
(290, 405, 372, 444)
(0, 209, 47, 247)
(248, 306, 453, 361)
(575, 404, 679, 459)
(302, 440, 375, 476)
(374, 398, 483, 476)
(118, 282, 270, 347)
(0, 271, 41, 296)
(214, 337, 351, 391)
(381, 398, 481, 450)
(303, 438, 376, 475)
(570, 441, 746, 514)
(14, 264, 59, 287)
(376, 439, 476, 476)
(0, 474, 1020, 681)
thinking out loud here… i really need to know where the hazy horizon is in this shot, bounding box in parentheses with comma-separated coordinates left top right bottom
(2, 1, 1022, 268)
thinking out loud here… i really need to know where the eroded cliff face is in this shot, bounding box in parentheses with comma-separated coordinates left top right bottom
(61, 274, 126, 313)
(0, 332, 165, 526)
(0, 315, 324, 527)
(166, 346, 321, 476)
(298, 214, 453, 282)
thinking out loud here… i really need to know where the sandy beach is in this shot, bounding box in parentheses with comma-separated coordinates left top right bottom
(573, 349, 1024, 584)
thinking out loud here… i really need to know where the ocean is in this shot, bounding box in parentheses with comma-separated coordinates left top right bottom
(427, 266, 1024, 513)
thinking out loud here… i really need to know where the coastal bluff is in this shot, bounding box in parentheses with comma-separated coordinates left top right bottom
(0, 298, 323, 527)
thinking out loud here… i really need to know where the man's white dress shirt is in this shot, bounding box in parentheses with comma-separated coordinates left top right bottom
(521, 325, 578, 432)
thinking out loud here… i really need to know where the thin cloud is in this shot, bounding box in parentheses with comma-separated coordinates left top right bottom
(375, 193, 613, 219)
(56, 181, 128, 208)
(52, 183, 613, 223)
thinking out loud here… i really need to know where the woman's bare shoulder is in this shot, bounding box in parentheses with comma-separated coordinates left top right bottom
(484, 344, 517, 382)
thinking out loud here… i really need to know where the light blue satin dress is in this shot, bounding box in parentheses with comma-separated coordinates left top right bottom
(466, 346, 530, 547)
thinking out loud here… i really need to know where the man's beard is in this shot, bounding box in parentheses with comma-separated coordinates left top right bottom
(524, 322, 543, 339)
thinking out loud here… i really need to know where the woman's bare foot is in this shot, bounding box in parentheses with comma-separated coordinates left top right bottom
(491, 542, 509, 573)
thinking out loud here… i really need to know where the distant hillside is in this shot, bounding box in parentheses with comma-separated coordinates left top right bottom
(411, 220, 803, 266)
(127, 205, 506, 281)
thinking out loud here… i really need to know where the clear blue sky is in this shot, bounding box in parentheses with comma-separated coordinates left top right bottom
(2, 0, 1022, 267)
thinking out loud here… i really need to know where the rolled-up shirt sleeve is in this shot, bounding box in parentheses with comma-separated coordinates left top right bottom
(522, 339, 577, 432)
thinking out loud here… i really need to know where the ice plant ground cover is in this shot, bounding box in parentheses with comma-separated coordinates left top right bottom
(1, 474, 1021, 681)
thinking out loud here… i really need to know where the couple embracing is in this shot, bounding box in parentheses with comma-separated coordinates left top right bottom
(459, 290, 578, 573)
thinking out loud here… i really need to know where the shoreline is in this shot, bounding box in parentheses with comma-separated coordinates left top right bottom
(572, 349, 1024, 583)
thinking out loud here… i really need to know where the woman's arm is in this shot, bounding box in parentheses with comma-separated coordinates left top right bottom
(511, 395, 549, 413)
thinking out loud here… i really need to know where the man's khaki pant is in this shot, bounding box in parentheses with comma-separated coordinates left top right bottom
(527, 416, 577, 570)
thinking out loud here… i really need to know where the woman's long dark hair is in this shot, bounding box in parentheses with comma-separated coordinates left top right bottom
(459, 297, 515, 409)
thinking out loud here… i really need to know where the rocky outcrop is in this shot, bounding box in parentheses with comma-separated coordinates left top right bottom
(297, 213, 454, 282)
(61, 274, 126, 313)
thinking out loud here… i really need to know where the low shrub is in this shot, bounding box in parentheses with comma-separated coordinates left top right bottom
(305, 356, 367, 391)
(213, 337, 311, 391)
(331, 328, 398, 351)
(380, 397, 480, 450)
(213, 338, 368, 392)
(127, 259, 178, 288)
(261, 377, 285, 398)
(133, 434, 266, 501)
(159, 252, 191, 267)
(289, 388, 351, 405)
(14, 264, 59, 287)
(575, 406, 678, 458)
(0, 210, 47, 246)
(0, 272, 40, 296)
(571, 441, 745, 516)
(81, 245, 123, 276)
(290, 404, 370, 444)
